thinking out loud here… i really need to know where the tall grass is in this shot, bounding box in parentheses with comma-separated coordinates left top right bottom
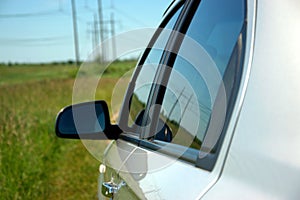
(0, 61, 136, 199)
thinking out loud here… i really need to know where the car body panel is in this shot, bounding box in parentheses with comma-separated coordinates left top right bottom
(102, 140, 213, 199)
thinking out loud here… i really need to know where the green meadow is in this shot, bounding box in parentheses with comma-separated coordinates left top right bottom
(0, 60, 136, 199)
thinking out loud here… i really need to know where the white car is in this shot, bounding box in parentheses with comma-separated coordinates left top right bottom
(55, 0, 300, 199)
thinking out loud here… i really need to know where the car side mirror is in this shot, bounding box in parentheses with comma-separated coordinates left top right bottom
(55, 100, 121, 140)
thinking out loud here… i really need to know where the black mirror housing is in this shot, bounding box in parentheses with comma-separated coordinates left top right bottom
(55, 100, 121, 140)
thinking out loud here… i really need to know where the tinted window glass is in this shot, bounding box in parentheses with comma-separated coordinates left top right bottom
(158, 0, 245, 150)
(128, 6, 183, 129)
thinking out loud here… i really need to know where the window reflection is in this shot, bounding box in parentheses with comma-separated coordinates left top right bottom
(128, 6, 183, 131)
(159, 0, 245, 150)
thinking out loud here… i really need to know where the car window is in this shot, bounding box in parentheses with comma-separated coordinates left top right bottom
(125, 5, 183, 132)
(155, 0, 246, 157)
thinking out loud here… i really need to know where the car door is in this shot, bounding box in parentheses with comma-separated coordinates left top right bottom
(99, 0, 248, 199)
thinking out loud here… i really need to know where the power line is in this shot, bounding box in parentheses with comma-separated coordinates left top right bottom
(0, 36, 69, 42)
(0, 10, 62, 18)
(1, 41, 70, 47)
(84, 0, 97, 13)
(113, 7, 148, 27)
(0, 36, 71, 46)
(83, 0, 112, 15)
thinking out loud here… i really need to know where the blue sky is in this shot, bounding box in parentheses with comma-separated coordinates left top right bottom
(0, 0, 171, 63)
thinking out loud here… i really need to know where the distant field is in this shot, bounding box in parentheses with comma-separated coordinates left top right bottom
(0, 60, 136, 86)
(0, 64, 78, 86)
(0, 60, 136, 199)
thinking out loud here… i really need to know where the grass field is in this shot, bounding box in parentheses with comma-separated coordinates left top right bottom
(0, 60, 136, 199)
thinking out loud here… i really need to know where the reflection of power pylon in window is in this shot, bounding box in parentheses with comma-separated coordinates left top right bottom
(178, 94, 193, 125)
(165, 87, 185, 124)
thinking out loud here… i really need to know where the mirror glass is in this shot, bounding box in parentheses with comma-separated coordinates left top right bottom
(57, 101, 108, 135)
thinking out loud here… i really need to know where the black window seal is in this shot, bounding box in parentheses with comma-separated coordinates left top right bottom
(119, 133, 215, 165)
